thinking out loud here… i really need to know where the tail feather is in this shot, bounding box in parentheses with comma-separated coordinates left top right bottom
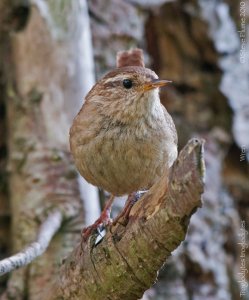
(116, 48, 145, 68)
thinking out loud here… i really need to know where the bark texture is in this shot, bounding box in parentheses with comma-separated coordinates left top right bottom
(0, 15, 10, 298)
(0, 0, 248, 299)
(51, 138, 204, 300)
(0, 1, 87, 299)
(88, 0, 249, 299)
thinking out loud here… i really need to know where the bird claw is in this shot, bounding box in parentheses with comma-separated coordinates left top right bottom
(81, 214, 112, 242)
(81, 191, 146, 242)
(81, 195, 115, 244)
(112, 190, 147, 226)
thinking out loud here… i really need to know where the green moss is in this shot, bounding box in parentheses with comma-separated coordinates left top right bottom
(47, 0, 73, 35)
(28, 88, 43, 103)
(7, 85, 16, 98)
(15, 154, 27, 172)
(50, 149, 63, 162)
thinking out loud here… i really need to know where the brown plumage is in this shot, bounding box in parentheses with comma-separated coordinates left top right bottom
(116, 48, 145, 68)
(70, 49, 178, 239)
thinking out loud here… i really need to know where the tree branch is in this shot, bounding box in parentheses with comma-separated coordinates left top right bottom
(0, 210, 62, 276)
(51, 138, 205, 300)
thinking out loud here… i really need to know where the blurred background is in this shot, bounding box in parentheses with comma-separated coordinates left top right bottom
(0, 0, 248, 299)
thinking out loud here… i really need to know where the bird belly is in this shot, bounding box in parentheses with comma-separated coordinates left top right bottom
(76, 127, 177, 196)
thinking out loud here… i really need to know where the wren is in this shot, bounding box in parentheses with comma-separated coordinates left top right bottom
(70, 49, 178, 240)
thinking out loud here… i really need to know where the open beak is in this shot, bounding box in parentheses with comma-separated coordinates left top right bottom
(143, 79, 172, 91)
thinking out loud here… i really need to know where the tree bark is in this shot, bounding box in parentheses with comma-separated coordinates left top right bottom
(1, 1, 93, 299)
(50, 138, 204, 300)
(1, 0, 248, 299)
(89, 1, 248, 299)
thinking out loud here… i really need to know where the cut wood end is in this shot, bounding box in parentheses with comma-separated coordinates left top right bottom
(177, 138, 205, 180)
(116, 48, 145, 68)
(116, 138, 205, 227)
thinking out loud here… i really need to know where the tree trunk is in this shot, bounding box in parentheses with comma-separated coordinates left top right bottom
(0, 0, 248, 299)
(50, 138, 204, 300)
(0, 1, 96, 299)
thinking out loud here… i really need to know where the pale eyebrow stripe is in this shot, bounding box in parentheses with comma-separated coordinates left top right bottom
(104, 75, 129, 83)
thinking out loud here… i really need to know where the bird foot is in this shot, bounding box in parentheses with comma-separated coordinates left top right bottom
(113, 191, 147, 226)
(81, 195, 115, 243)
(81, 209, 112, 242)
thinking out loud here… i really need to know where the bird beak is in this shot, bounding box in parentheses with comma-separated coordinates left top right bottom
(143, 79, 172, 91)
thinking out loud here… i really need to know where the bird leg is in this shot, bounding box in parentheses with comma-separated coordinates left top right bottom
(113, 191, 146, 226)
(81, 195, 115, 241)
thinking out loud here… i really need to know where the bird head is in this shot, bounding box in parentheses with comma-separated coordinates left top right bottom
(86, 66, 171, 123)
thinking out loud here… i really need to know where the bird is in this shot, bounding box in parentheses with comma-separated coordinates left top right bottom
(69, 48, 178, 240)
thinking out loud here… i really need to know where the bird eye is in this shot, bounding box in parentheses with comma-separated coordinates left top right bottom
(123, 79, 133, 89)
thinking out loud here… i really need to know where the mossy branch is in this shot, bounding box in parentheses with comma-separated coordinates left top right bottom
(51, 138, 205, 300)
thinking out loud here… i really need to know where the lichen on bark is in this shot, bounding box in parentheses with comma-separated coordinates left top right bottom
(50, 138, 205, 300)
